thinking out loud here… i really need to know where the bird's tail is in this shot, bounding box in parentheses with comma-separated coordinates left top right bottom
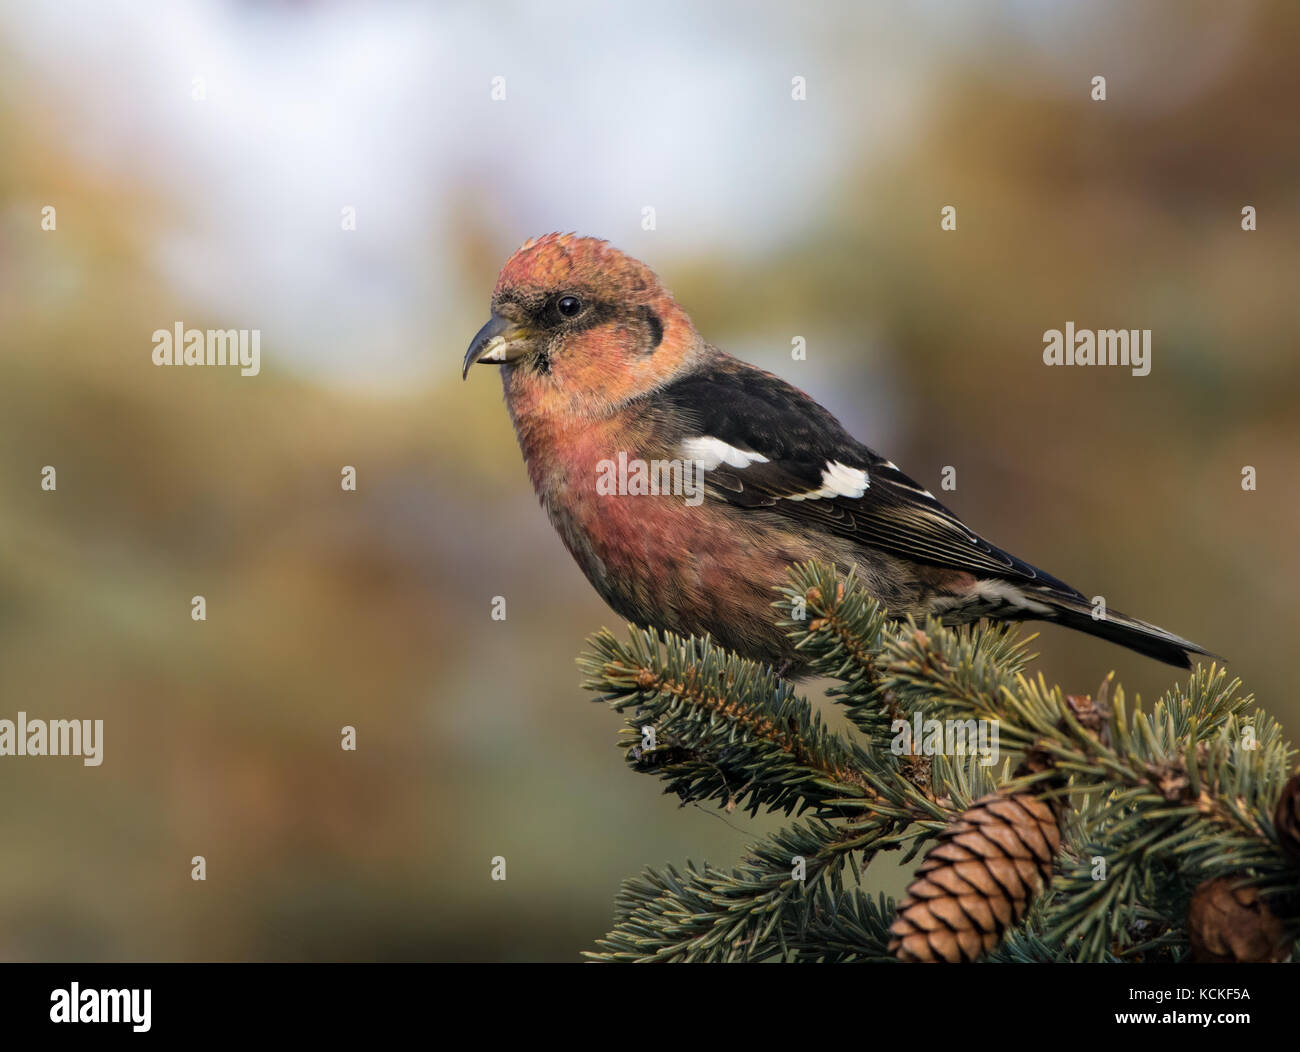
(1032, 591, 1218, 669)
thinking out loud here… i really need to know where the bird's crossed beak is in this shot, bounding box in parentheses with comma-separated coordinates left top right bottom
(462, 314, 534, 379)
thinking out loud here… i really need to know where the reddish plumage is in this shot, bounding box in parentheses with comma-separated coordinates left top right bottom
(463, 234, 1215, 674)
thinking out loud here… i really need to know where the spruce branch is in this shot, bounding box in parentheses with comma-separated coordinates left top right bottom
(775, 887, 897, 962)
(774, 562, 897, 740)
(579, 560, 1300, 963)
(579, 626, 876, 816)
(583, 818, 887, 962)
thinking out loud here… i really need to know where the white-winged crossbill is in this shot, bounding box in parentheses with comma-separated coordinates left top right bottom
(463, 233, 1213, 675)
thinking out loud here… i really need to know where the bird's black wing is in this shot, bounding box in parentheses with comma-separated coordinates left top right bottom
(652, 358, 1077, 591)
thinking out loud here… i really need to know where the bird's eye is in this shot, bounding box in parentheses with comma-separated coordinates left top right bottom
(557, 295, 582, 317)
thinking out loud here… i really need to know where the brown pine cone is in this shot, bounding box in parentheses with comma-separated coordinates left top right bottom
(1273, 771, 1300, 864)
(1187, 878, 1291, 963)
(889, 792, 1061, 963)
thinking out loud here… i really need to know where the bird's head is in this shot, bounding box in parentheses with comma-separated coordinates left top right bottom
(462, 234, 701, 417)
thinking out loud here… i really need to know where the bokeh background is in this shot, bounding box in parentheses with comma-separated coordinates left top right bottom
(1, 0, 1297, 960)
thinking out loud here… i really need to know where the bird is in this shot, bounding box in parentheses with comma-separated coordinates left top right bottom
(462, 233, 1214, 675)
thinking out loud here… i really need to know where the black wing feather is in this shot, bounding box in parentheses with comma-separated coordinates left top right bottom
(654, 359, 1078, 593)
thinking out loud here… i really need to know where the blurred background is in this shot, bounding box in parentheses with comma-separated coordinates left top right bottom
(0, 0, 1297, 960)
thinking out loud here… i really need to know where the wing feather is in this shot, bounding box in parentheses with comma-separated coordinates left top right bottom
(653, 358, 1078, 592)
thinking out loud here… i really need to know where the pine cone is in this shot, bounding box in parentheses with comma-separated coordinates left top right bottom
(1186, 878, 1291, 963)
(1273, 771, 1300, 864)
(889, 792, 1060, 962)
